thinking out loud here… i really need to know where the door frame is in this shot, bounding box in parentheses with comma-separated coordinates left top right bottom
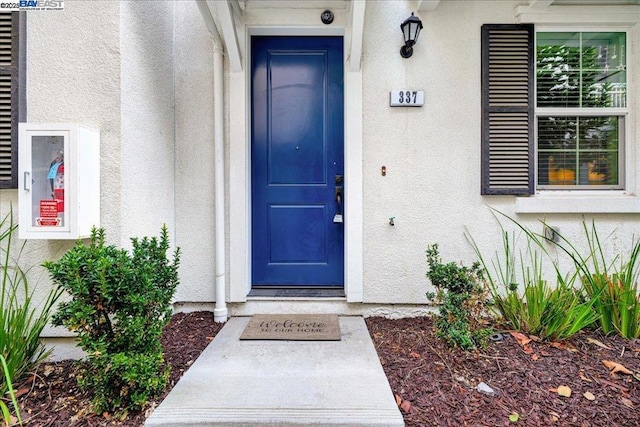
(228, 25, 363, 302)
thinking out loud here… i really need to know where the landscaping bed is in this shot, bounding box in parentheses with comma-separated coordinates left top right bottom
(16, 312, 640, 426)
(367, 316, 640, 427)
(18, 312, 224, 427)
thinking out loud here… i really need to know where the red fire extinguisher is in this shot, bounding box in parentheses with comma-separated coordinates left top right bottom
(53, 163, 64, 213)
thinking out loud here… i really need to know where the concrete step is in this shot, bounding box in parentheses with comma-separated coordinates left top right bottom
(146, 316, 405, 427)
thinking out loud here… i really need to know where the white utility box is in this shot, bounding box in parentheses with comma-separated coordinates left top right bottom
(18, 123, 100, 239)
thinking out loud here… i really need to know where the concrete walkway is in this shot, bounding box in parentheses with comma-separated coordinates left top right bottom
(146, 316, 405, 427)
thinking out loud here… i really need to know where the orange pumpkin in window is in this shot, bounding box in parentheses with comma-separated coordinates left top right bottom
(548, 157, 575, 185)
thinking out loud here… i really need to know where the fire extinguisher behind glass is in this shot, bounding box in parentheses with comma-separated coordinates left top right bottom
(48, 150, 64, 213)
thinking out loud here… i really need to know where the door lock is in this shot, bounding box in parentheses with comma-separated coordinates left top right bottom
(333, 174, 344, 224)
(334, 175, 343, 208)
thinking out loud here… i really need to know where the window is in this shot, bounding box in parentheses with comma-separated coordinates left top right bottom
(481, 25, 629, 195)
(536, 32, 626, 189)
(0, 12, 25, 189)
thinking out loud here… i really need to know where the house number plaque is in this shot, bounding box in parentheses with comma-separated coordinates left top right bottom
(389, 90, 424, 107)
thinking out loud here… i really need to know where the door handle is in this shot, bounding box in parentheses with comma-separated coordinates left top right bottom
(334, 174, 343, 213)
(333, 174, 344, 224)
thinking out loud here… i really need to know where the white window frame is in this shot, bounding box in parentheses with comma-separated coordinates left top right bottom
(534, 28, 630, 193)
(513, 7, 640, 213)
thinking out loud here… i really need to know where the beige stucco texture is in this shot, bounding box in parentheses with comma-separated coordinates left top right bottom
(2, 1, 639, 355)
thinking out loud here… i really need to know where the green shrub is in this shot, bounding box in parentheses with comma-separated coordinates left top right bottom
(467, 221, 599, 341)
(554, 221, 640, 339)
(0, 208, 61, 396)
(45, 226, 180, 415)
(425, 244, 492, 350)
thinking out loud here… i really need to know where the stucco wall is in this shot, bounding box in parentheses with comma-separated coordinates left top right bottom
(0, 1, 122, 344)
(361, 1, 516, 303)
(6, 1, 220, 344)
(220, 0, 639, 306)
(22, 1, 122, 241)
(4, 1, 640, 354)
(174, 1, 217, 302)
(120, 1, 176, 244)
(360, 0, 640, 303)
(117, 1, 219, 304)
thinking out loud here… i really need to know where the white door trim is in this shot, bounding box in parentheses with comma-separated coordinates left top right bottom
(228, 25, 363, 302)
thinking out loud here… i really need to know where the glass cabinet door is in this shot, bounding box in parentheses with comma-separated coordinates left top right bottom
(25, 131, 69, 231)
(19, 123, 100, 240)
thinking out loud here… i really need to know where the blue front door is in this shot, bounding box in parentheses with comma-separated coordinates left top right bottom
(251, 36, 344, 287)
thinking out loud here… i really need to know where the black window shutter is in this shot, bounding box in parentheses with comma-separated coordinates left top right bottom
(481, 24, 534, 195)
(0, 12, 23, 189)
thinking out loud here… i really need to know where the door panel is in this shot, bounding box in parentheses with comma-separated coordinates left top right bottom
(268, 205, 327, 263)
(251, 36, 344, 286)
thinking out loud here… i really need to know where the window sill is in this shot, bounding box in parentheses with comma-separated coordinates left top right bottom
(515, 192, 640, 214)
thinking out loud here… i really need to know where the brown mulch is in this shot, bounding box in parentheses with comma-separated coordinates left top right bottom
(13, 312, 640, 426)
(367, 317, 640, 427)
(17, 312, 225, 426)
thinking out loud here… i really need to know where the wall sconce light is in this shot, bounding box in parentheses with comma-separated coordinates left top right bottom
(400, 12, 423, 58)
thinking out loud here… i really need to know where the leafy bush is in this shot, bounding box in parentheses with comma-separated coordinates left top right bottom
(0, 208, 61, 397)
(554, 221, 640, 339)
(45, 226, 180, 415)
(425, 244, 492, 350)
(467, 222, 599, 341)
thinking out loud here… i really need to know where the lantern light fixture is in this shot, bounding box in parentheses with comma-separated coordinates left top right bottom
(400, 12, 423, 58)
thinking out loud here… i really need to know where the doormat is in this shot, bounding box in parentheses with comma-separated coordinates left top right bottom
(239, 314, 341, 341)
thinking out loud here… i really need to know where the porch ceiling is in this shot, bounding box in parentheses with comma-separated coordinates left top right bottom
(206, 0, 365, 72)
(238, 0, 640, 9)
(530, 0, 639, 5)
(420, 0, 639, 12)
(518, 0, 639, 21)
(239, 0, 350, 10)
